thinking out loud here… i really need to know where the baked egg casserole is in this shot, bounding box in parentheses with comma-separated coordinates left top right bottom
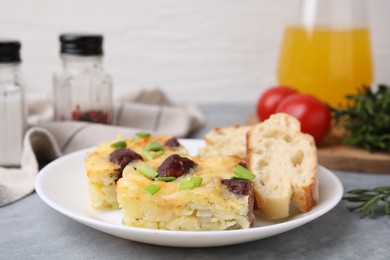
(85, 133, 188, 209)
(117, 155, 255, 231)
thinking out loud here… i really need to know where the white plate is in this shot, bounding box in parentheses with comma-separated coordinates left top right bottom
(35, 139, 343, 248)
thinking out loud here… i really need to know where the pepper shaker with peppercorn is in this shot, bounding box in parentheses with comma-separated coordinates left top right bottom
(53, 34, 112, 124)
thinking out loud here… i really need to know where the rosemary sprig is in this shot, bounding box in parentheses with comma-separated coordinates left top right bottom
(343, 186, 390, 218)
(331, 85, 390, 152)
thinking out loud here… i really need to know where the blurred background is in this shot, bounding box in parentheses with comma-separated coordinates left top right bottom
(1, 0, 389, 103)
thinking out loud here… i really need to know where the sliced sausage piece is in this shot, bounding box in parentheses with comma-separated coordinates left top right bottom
(222, 179, 255, 227)
(110, 148, 143, 180)
(164, 137, 181, 148)
(157, 154, 197, 178)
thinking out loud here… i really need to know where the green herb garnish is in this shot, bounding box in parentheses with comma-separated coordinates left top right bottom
(137, 165, 159, 179)
(343, 186, 390, 218)
(179, 181, 194, 191)
(332, 85, 390, 152)
(144, 141, 163, 152)
(110, 141, 127, 149)
(155, 150, 165, 157)
(154, 176, 176, 182)
(136, 132, 151, 138)
(178, 177, 203, 191)
(143, 150, 165, 161)
(233, 165, 255, 180)
(191, 176, 203, 187)
(231, 176, 250, 181)
(143, 184, 161, 195)
(143, 151, 154, 161)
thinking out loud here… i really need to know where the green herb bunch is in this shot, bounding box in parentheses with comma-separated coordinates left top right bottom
(332, 85, 390, 152)
(343, 186, 390, 218)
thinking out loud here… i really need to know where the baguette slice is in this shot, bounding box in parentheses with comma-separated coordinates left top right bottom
(199, 125, 252, 159)
(246, 113, 317, 219)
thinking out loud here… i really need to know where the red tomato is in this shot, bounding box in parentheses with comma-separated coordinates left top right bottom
(256, 86, 298, 121)
(275, 94, 331, 143)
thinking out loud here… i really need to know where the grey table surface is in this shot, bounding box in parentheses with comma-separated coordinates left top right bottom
(1, 103, 390, 260)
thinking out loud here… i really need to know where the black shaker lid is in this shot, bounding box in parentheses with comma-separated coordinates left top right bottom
(0, 40, 21, 63)
(60, 34, 103, 56)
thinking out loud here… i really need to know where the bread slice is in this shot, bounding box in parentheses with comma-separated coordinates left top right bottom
(246, 113, 317, 219)
(199, 125, 252, 159)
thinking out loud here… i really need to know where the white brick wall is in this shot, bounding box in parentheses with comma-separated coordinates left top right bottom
(1, 0, 389, 103)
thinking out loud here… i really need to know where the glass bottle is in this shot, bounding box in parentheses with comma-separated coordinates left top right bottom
(0, 40, 25, 166)
(53, 34, 112, 124)
(277, 0, 373, 108)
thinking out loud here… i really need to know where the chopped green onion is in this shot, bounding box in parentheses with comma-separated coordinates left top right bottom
(137, 165, 159, 179)
(154, 176, 176, 182)
(155, 150, 165, 157)
(142, 150, 165, 161)
(178, 177, 203, 191)
(143, 151, 154, 161)
(110, 141, 127, 149)
(233, 165, 255, 180)
(136, 132, 151, 138)
(231, 176, 249, 180)
(144, 141, 163, 152)
(191, 176, 203, 187)
(143, 184, 161, 195)
(179, 181, 194, 191)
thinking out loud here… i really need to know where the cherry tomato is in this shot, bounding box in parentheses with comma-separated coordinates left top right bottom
(256, 86, 298, 121)
(275, 94, 331, 143)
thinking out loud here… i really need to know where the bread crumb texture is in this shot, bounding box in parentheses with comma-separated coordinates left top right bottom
(247, 113, 317, 219)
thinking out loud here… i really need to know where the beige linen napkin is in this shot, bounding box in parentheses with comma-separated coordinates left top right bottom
(0, 88, 204, 206)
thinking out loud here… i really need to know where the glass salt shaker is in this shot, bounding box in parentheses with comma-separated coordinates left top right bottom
(53, 34, 112, 124)
(0, 40, 26, 166)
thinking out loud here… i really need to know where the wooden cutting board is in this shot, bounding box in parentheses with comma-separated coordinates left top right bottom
(246, 114, 390, 174)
